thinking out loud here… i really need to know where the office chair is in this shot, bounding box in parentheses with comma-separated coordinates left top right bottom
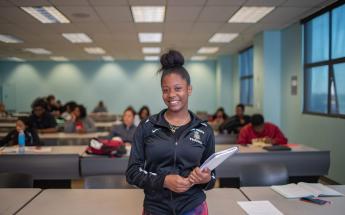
(0, 172, 33, 188)
(240, 163, 288, 187)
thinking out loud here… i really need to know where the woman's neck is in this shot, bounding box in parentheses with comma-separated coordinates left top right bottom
(165, 109, 190, 126)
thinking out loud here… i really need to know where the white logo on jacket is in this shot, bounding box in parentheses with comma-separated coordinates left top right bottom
(189, 130, 203, 145)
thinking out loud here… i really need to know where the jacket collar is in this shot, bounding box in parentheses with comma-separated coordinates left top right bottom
(148, 109, 205, 129)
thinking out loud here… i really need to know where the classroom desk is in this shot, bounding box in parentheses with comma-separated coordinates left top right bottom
(17, 188, 247, 215)
(40, 132, 109, 146)
(0, 146, 85, 180)
(240, 185, 345, 215)
(0, 188, 41, 215)
(81, 144, 330, 179)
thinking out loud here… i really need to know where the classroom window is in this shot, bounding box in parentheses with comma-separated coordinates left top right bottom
(239, 47, 253, 106)
(303, 2, 345, 117)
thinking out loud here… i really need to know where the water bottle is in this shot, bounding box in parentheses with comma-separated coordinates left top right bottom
(18, 131, 25, 154)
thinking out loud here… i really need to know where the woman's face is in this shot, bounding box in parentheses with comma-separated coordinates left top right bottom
(72, 107, 81, 118)
(162, 73, 192, 113)
(16, 120, 26, 132)
(140, 109, 149, 119)
(123, 110, 134, 127)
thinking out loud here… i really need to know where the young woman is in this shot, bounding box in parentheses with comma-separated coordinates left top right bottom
(110, 107, 137, 144)
(126, 50, 216, 215)
(64, 105, 96, 133)
(0, 117, 41, 147)
(138, 105, 151, 121)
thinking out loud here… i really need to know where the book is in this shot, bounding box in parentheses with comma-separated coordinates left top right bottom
(200, 146, 238, 171)
(271, 182, 344, 199)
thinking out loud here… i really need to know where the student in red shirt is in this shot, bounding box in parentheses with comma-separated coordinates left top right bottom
(237, 114, 287, 145)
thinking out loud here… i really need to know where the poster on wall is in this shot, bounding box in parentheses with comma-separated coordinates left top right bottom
(291, 76, 297, 95)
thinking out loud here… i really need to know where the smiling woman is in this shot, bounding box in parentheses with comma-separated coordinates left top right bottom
(126, 50, 216, 215)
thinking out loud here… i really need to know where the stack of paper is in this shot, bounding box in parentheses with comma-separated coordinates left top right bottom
(271, 182, 344, 198)
(238, 201, 283, 215)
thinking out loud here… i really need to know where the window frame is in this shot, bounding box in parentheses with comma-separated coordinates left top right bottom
(239, 46, 254, 106)
(302, 1, 345, 118)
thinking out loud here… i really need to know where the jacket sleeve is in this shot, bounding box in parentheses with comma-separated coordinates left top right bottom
(0, 130, 14, 146)
(64, 120, 75, 133)
(31, 129, 42, 146)
(200, 126, 216, 190)
(126, 122, 167, 190)
(85, 117, 96, 132)
(237, 126, 251, 144)
(273, 126, 288, 145)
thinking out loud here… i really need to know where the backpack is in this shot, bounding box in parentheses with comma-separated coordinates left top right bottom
(86, 138, 127, 157)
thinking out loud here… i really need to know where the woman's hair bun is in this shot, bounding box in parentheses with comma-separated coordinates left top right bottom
(160, 50, 184, 70)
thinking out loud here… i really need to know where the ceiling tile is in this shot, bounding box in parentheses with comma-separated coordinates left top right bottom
(135, 23, 164, 32)
(190, 22, 223, 34)
(206, 0, 246, 6)
(217, 23, 252, 33)
(245, 0, 286, 6)
(0, 1, 15, 6)
(283, 0, 332, 7)
(9, 0, 52, 6)
(0, 7, 40, 24)
(198, 6, 238, 22)
(106, 23, 136, 33)
(166, 6, 203, 22)
(57, 6, 101, 22)
(129, 0, 165, 5)
(94, 6, 132, 22)
(49, 0, 89, 6)
(164, 22, 194, 34)
(167, 0, 206, 6)
(89, 0, 128, 6)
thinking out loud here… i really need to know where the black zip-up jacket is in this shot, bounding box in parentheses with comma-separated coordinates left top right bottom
(126, 109, 216, 215)
(0, 128, 41, 147)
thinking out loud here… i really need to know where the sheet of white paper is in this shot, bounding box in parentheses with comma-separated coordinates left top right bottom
(238, 201, 284, 215)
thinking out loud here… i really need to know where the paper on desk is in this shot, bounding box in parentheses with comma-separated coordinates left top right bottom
(1, 146, 52, 153)
(238, 201, 283, 215)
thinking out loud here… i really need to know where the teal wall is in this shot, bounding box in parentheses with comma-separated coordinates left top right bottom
(216, 54, 233, 114)
(0, 60, 218, 114)
(281, 23, 345, 184)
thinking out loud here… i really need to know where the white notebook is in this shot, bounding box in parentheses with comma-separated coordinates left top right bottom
(271, 182, 344, 199)
(200, 146, 238, 171)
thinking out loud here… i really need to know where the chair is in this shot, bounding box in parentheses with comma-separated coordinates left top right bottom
(0, 172, 33, 188)
(240, 163, 288, 187)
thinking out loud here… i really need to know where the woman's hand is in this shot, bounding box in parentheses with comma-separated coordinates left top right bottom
(188, 167, 211, 185)
(164, 175, 192, 193)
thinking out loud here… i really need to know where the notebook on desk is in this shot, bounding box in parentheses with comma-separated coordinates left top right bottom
(271, 182, 344, 199)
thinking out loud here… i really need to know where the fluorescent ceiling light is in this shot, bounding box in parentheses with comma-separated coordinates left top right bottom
(102, 56, 114, 61)
(131, 6, 165, 23)
(197, 47, 219, 54)
(142, 47, 161, 54)
(5, 57, 25, 62)
(191, 56, 207, 61)
(0, 34, 23, 43)
(228, 6, 275, 23)
(50, 56, 68, 61)
(84, 47, 106, 54)
(24, 48, 52, 55)
(21, 6, 70, 24)
(209, 33, 239, 43)
(144, 56, 159, 61)
(138, 33, 162, 43)
(62, 33, 92, 43)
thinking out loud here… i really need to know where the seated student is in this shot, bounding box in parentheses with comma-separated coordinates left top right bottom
(237, 114, 288, 145)
(0, 117, 41, 147)
(219, 104, 251, 134)
(138, 105, 150, 121)
(28, 98, 57, 133)
(92, 100, 108, 113)
(110, 107, 137, 144)
(46, 94, 61, 117)
(61, 101, 78, 121)
(209, 107, 228, 132)
(0, 102, 8, 117)
(64, 105, 96, 133)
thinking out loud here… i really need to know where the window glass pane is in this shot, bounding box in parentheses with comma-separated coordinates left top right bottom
(248, 48, 253, 76)
(305, 13, 329, 63)
(240, 79, 248, 104)
(239, 48, 253, 77)
(332, 4, 345, 59)
(305, 66, 328, 113)
(333, 63, 345, 114)
(248, 78, 253, 105)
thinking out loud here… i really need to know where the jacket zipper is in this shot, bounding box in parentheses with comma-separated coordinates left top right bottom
(171, 133, 178, 215)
